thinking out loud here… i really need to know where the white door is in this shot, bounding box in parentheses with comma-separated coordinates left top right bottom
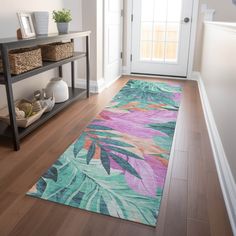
(104, 0, 123, 85)
(131, 0, 193, 77)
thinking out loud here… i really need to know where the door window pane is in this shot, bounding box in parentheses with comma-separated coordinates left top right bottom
(153, 42, 165, 61)
(140, 0, 182, 63)
(153, 23, 166, 41)
(141, 0, 154, 21)
(166, 23, 180, 42)
(140, 41, 152, 60)
(141, 23, 153, 41)
(167, 0, 182, 22)
(154, 0, 168, 22)
(165, 42, 178, 61)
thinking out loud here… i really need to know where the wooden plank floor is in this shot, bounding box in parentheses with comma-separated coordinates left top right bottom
(0, 76, 233, 236)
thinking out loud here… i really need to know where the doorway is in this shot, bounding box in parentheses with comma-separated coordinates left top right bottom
(131, 0, 194, 77)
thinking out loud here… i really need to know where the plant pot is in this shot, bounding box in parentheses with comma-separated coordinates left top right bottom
(33, 11, 49, 35)
(45, 77, 69, 103)
(57, 22, 69, 34)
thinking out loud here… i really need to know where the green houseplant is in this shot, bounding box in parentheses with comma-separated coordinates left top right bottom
(52, 9, 72, 34)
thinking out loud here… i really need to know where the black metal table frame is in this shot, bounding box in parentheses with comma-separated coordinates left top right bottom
(0, 31, 91, 151)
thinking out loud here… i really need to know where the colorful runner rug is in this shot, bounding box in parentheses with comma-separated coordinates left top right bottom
(27, 79, 182, 226)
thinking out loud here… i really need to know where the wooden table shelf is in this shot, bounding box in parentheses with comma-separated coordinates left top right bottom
(0, 88, 86, 139)
(0, 52, 86, 84)
(0, 31, 91, 150)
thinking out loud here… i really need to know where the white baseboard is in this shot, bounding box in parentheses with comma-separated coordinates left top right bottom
(105, 75, 122, 89)
(75, 76, 122, 94)
(122, 66, 130, 75)
(75, 78, 106, 93)
(197, 72, 236, 235)
(189, 71, 201, 81)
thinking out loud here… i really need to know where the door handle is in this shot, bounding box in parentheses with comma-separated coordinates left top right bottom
(183, 17, 190, 23)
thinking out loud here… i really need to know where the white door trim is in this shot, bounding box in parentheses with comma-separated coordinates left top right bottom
(187, 0, 200, 77)
(104, 0, 123, 87)
(123, 0, 200, 79)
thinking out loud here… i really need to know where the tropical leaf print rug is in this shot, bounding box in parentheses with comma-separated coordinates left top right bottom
(27, 79, 182, 227)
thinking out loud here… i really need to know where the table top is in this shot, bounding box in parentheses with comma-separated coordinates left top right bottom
(0, 31, 91, 48)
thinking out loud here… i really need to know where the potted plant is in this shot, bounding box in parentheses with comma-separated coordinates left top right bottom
(52, 9, 72, 34)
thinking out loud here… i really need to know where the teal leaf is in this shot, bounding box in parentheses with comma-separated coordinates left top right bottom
(99, 138, 134, 147)
(88, 125, 113, 131)
(148, 122, 176, 137)
(72, 191, 85, 205)
(107, 146, 143, 160)
(110, 153, 141, 179)
(87, 141, 96, 164)
(33, 178, 47, 197)
(100, 195, 109, 215)
(55, 160, 63, 166)
(101, 149, 110, 175)
(74, 133, 86, 157)
(153, 136, 172, 151)
(42, 166, 58, 182)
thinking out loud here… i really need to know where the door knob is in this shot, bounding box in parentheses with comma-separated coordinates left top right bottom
(183, 17, 190, 23)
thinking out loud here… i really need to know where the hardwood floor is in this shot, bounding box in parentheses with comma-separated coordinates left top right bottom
(0, 76, 233, 236)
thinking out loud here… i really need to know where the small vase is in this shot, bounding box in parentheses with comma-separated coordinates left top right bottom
(57, 23, 69, 34)
(33, 11, 49, 35)
(45, 78, 69, 103)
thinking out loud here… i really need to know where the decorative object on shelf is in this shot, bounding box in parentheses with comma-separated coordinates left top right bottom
(34, 90, 42, 101)
(40, 89, 55, 112)
(17, 12, 36, 39)
(32, 89, 55, 112)
(40, 42, 74, 61)
(18, 101, 34, 117)
(33, 11, 49, 35)
(0, 47, 42, 75)
(32, 100, 43, 113)
(52, 9, 72, 34)
(0, 99, 47, 128)
(15, 107, 25, 119)
(40, 96, 55, 113)
(45, 77, 69, 103)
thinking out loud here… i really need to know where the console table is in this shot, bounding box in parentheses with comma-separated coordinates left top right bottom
(0, 31, 91, 151)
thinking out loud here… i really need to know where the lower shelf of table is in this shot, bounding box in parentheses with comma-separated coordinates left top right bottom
(0, 87, 87, 139)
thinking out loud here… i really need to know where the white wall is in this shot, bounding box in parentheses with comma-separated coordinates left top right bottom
(200, 22, 236, 181)
(63, 0, 85, 81)
(81, 0, 104, 82)
(0, 0, 64, 109)
(0, 0, 62, 38)
(201, 0, 236, 22)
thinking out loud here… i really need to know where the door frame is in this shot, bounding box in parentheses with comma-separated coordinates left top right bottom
(123, 0, 200, 79)
(104, 0, 124, 88)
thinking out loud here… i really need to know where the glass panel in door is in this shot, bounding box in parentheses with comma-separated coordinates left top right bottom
(140, 0, 182, 63)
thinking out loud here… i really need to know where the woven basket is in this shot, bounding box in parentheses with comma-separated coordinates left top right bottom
(0, 47, 42, 75)
(40, 42, 74, 61)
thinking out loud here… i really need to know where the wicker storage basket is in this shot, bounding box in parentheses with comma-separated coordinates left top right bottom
(40, 42, 74, 61)
(0, 47, 42, 75)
